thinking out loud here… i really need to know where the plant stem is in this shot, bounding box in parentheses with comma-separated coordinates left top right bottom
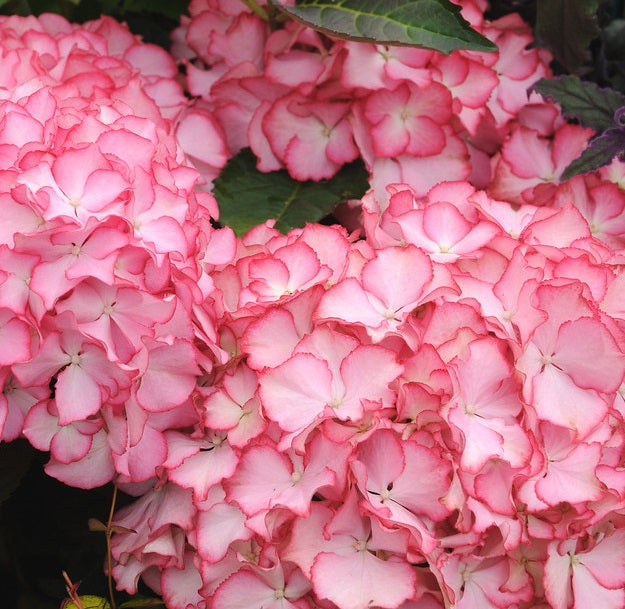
(240, 0, 269, 20)
(106, 485, 118, 609)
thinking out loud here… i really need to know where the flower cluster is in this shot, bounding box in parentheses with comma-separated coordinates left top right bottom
(109, 174, 625, 609)
(172, 0, 553, 202)
(0, 13, 235, 488)
(3, 2, 625, 609)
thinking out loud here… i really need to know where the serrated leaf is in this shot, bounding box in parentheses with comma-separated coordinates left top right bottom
(272, 0, 496, 54)
(213, 148, 369, 236)
(533, 76, 625, 132)
(562, 127, 625, 179)
(535, 0, 600, 72)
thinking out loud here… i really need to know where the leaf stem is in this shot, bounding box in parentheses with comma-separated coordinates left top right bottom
(106, 485, 118, 609)
(62, 571, 85, 609)
(240, 0, 269, 20)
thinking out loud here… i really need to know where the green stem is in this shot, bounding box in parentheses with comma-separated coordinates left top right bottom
(106, 485, 118, 609)
(240, 0, 269, 20)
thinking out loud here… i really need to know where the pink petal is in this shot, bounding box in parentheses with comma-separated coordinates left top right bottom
(51, 424, 93, 464)
(535, 442, 603, 505)
(214, 570, 300, 609)
(196, 502, 251, 563)
(356, 429, 405, 492)
(361, 245, 433, 312)
(532, 365, 608, 438)
(259, 352, 332, 432)
(137, 340, 200, 412)
(161, 552, 204, 609)
(125, 425, 168, 482)
(341, 345, 402, 416)
(45, 429, 115, 489)
(242, 308, 301, 369)
(81, 169, 128, 212)
(422, 201, 471, 247)
(572, 564, 625, 609)
(177, 108, 228, 168)
(392, 442, 452, 521)
(226, 445, 292, 515)
(168, 442, 239, 502)
(52, 145, 103, 200)
(580, 530, 625, 589)
(316, 277, 383, 327)
(22, 400, 58, 451)
(553, 318, 625, 393)
(544, 540, 575, 609)
(0, 312, 30, 365)
(312, 550, 416, 609)
(55, 363, 102, 425)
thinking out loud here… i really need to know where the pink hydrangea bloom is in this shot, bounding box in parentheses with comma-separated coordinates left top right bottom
(4, 3, 625, 609)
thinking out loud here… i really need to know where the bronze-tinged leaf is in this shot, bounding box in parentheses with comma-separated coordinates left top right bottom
(533, 76, 625, 132)
(535, 0, 600, 72)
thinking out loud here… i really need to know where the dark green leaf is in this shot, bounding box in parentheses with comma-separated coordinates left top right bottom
(272, 0, 496, 54)
(532, 76, 625, 132)
(213, 148, 369, 236)
(0, 440, 34, 505)
(561, 127, 625, 179)
(535, 0, 600, 72)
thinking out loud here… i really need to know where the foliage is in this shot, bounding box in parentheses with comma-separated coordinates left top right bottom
(561, 123, 625, 179)
(532, 75, 625, 177)
(534, 0, 600, 72)
(531, 76, 625, 178)
(532, 75, 625, 132)
(3, 2, 625, 609)
(272, 0, 497, 53)
(531, 2, 625, 178)
(63, 596, 111, 609)
(213, 150, 368, 236)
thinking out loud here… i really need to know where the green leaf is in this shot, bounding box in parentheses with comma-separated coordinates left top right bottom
(535, 0, 600, 72)
(562, 127, 625, 179)
(64, 596, 111, 609)
(533, 76, 625, 132)
(213, 148, 369, 237)
(272, 0, 496, 54)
